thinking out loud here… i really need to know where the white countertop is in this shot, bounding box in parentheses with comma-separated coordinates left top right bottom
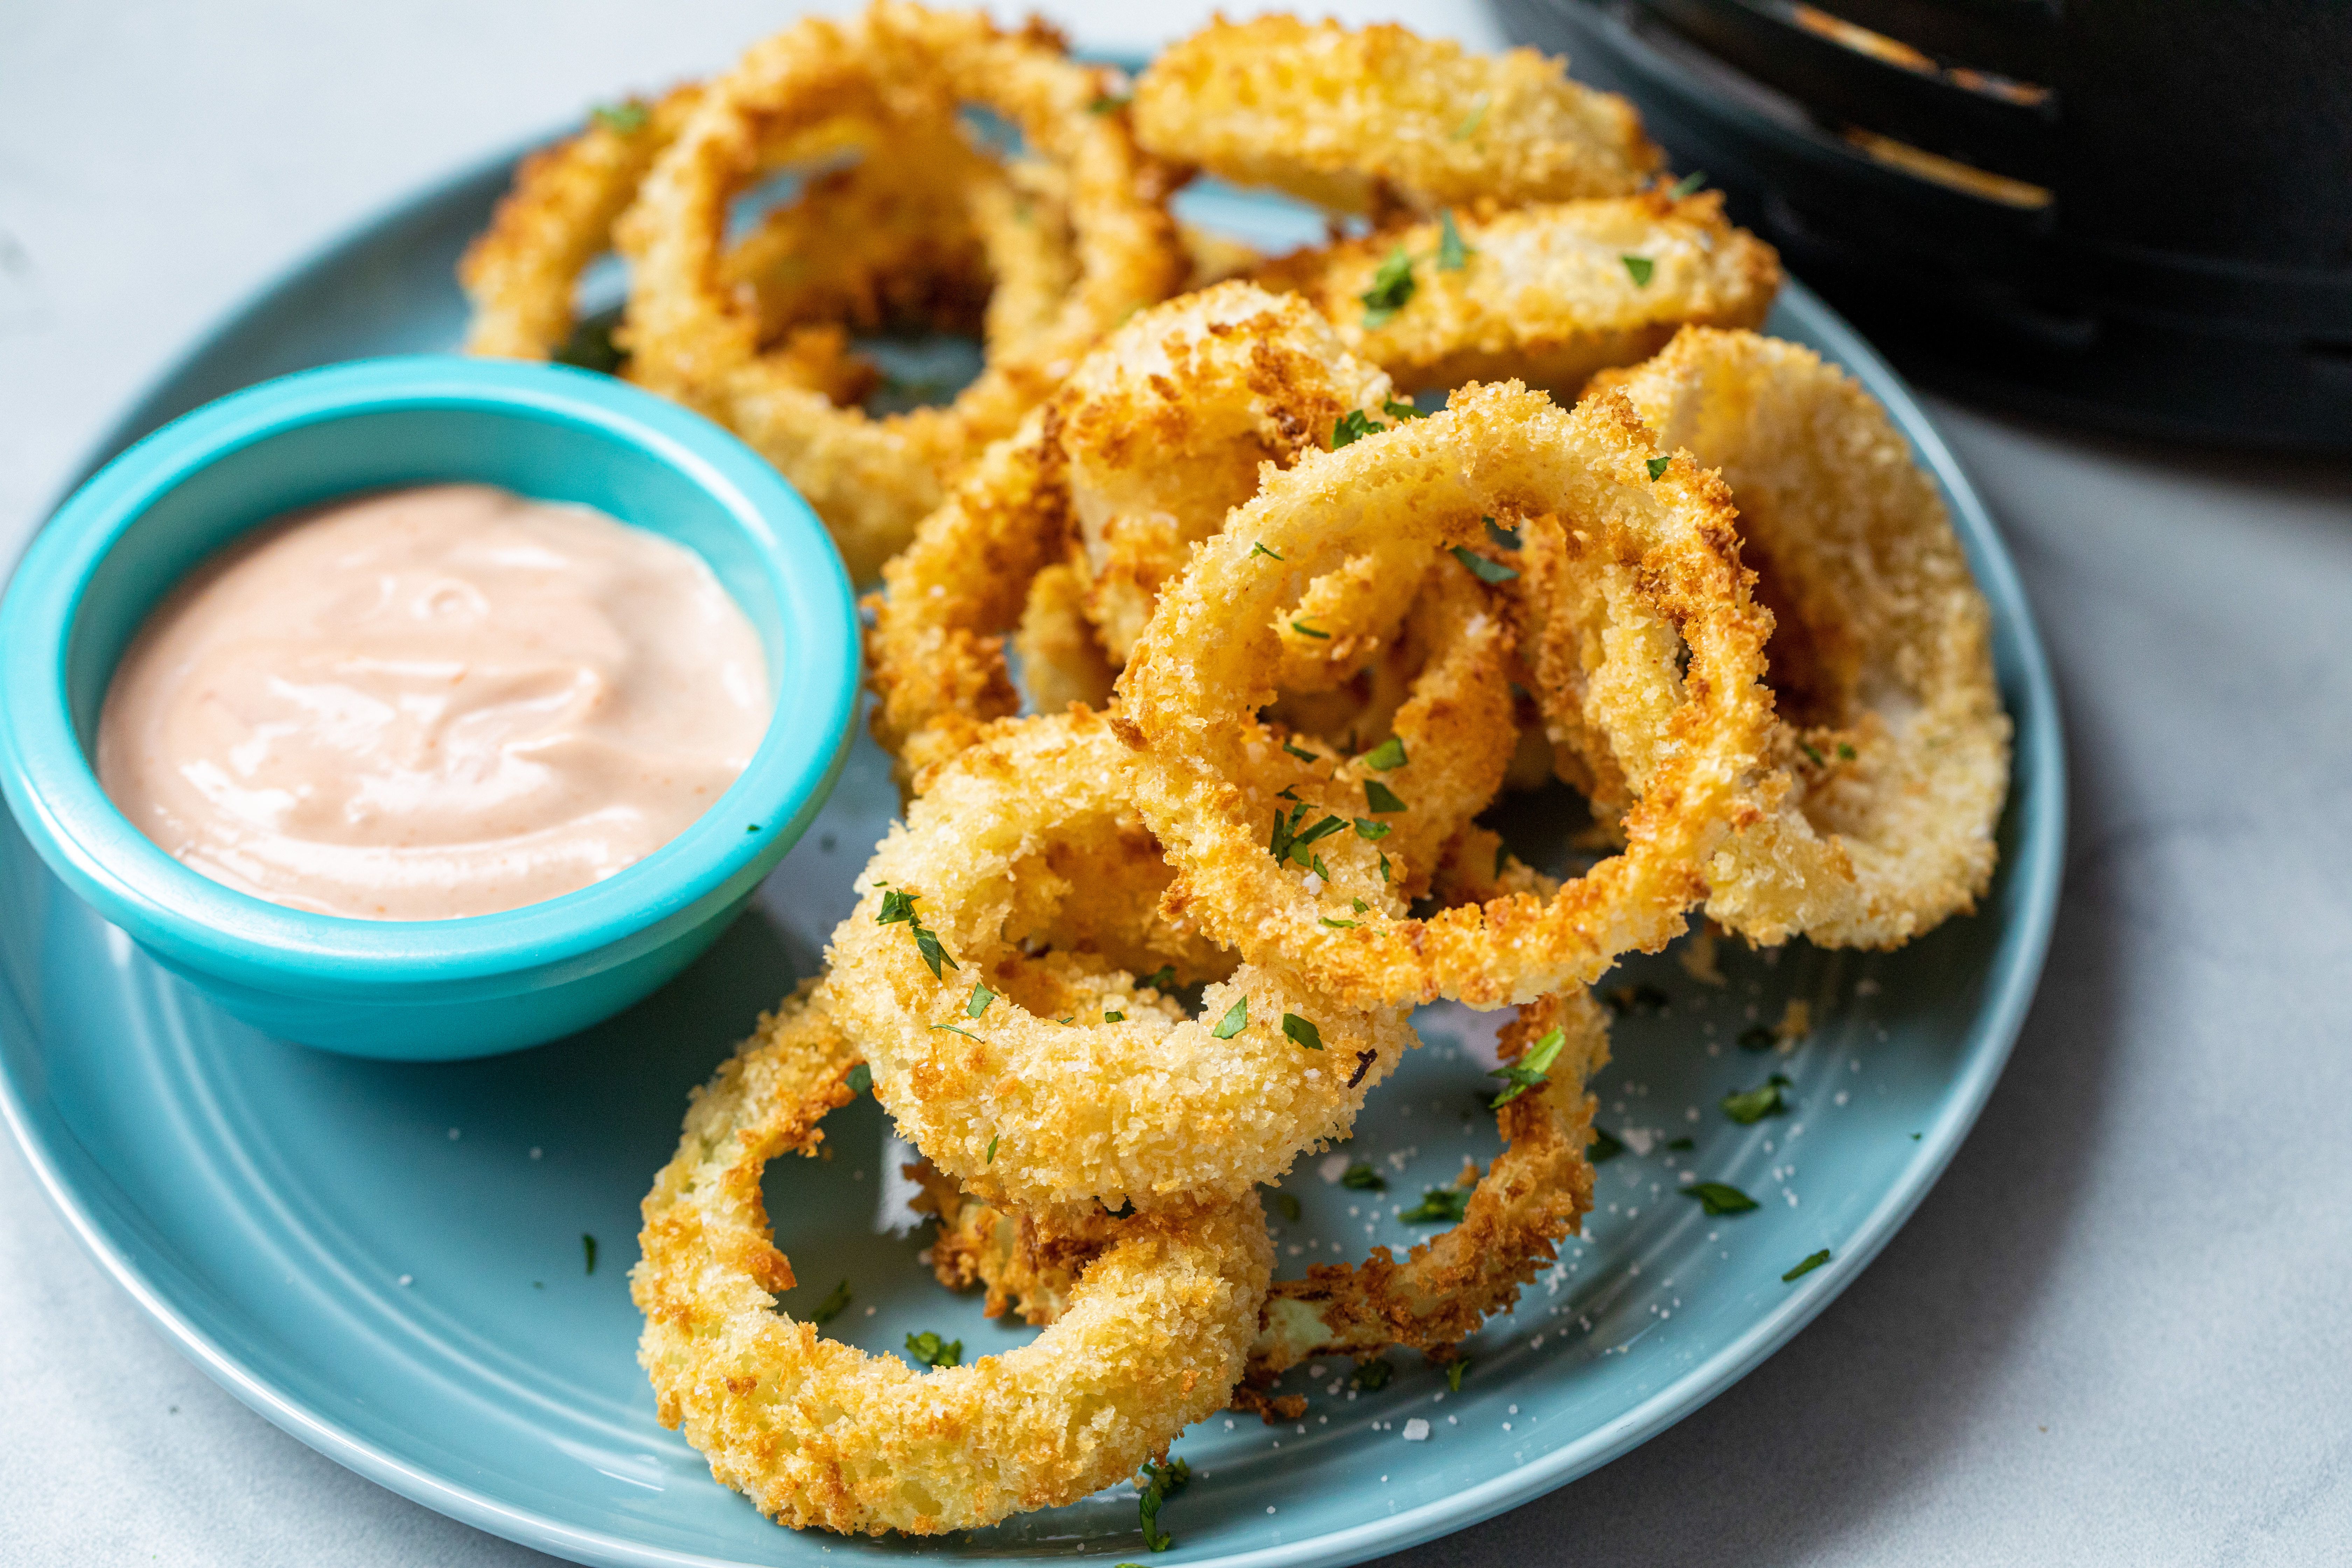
(5, 4, 2350, 1564)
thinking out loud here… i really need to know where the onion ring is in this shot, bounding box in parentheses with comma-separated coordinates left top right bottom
(1252, 989, 1606, 1373)
(1252, 192, 1782, 396)
(1132, 16, 1660, 215)
(1594, 328, 2011, 946)
(635, 981, 1270, 1535)
(908, 990, 1607, 1380)
(864, 281, 1406, 790)
(823, 709, 1416, 1212)
(620, 2, 1188, 582)
(1115, 380, 1779, 1010)
(462, 90, 1000, 379)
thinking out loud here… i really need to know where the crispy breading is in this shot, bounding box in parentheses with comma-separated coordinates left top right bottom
(906, 991, 1606, 1382)
(1253, 192, 1781, 394)
(1116, 381, 1780, 1011)
(1594, 328, 2011, 946)
(824, 709, 1416, 1212)
(1133, 15, 1660, 214)
(634, 981, 1270, 1535)
(621, 2, 1189, 582)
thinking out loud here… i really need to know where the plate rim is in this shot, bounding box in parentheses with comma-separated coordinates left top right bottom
(0, 136, 2067, 1568)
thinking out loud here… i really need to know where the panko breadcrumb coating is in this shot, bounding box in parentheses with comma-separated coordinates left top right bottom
(1116, 381, 1780, 1011)
(864, 281, 1408, 793)
(1253, 192, 1782, 395)
(635, 982, 1271, 1535)
(621, 2, 1188, 582)
(824, 709, 1418, 1213)
(1133, 15, 1660, 214)
(1595, 329, 2011, 946)
(913, 990, 1608, 1383)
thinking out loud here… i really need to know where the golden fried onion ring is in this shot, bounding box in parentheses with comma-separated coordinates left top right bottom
(635, 982, 1270, 1535)
(1133, 15, 1660, 214)
(1116, 381, 1779, 1010)
(1253, 192, 1781, 396)
(621, 2, 1187, 582)
(908, 990, 1606, 1380)
(1251, 990, 1605, 1374)
(1595, 328, 2012, 946)
(865, 281, 1404, 790)
(824, 709, 1415, 1212)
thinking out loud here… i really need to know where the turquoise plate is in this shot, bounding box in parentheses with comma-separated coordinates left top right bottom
(0, 145, 2064, 1568)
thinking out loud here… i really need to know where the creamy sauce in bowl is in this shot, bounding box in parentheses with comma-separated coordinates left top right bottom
(96, 484, 771, 920)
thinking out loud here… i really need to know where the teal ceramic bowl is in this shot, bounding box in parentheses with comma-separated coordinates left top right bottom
(0, 356, 858, 1059)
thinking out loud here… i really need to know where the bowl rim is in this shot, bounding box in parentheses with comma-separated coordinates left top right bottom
(0, 354, 860, 989)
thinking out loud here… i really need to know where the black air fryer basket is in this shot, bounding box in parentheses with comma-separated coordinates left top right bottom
(1497, 0, 2352, 450)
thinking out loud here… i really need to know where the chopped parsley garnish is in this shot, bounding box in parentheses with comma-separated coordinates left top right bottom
(847, 1063, 872, 1096)
(1452, 91, 1489, 140)
(875, 889, 958, 977)
(1211, 996, 1249, 1039)
(746, 823, 760, 833)
(1437, 209, 1473, 271)
(1348, 1049, 1377, 1087)
(1378, 850, 1393, 883)
(1446, 1360, 1468, 1392)
(1737, 1024, 1777, 1051)
(1088, 93, 1131, 114)
(1136, 1456, 1191, 1551)
(1799, 740, 1827, 766)
(1488, 1024, 1566, 1107)
(590, 101, 649, 134)
(1451, 544, 1520, 584)
(1622, 254, 1655, 287)
(1837, 741, 1858, 760)
(1282, 1012, 1325, 1050)
(1783, 1248, 1830, 1281)
(1360, 245, 1418, 327)
(1401, 1186, 1472, 1223)
(1667, 169, 1708, 198)
(1355, 1357, 1394, 1390)
(929, 1022, 982, 1041)
(811, 1278, 851, 1325)
(967, 983, 996, 1019)
(1104, 1010, 1125, 1023)
(905, 1331, 962, 1368)
(1340, 1162, 1386, 1192)
(1667, 1135, 1695, 1151)
(1282, 737, 1321, 763)
(1363, 779, 1407, 814)
(1645, 454, 1673, 481)
(986, 1134, 999, 1164)
(1589, 1126, 1626, 1163)
(1722, 1073, 1792, 1125)
(1484, 516, 1522, 550)
(1383, 396, 1423, 421)
(1272, 805, 1351, 870)
(1353, 897, 1369, 912)
(1272, 1191, 1302, 1223)
(1321, 917, 1358, 929)
(582, 1233, 598, 1274)
(1351, 819, 1391, 844)
(1683, 1181, 1759, 1216)
(1359, 735, 1408, 770)
(1333, 408, 1382, 447)
(1141, 965, 1176, 992)
(1291, 618, 1332, 639)
(1251, 541, 1286, 561)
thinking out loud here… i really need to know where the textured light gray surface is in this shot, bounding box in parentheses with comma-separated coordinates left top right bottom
(3, 4, 2348, 1564)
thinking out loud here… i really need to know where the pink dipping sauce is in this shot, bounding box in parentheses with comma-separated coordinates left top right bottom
(96, 484, 771, 920)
